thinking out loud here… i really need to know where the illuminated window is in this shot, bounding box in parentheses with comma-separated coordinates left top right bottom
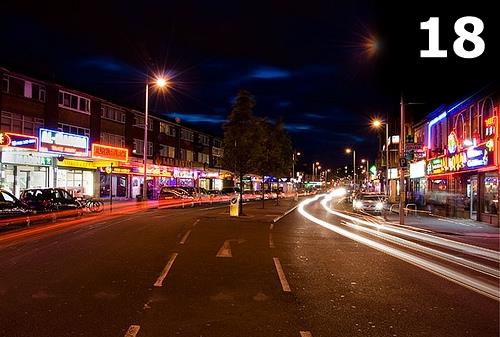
(133, 114, 153, 130)
(58, 90, 91, 114)
(1, 112, 44, 136)
(100, 132, 125, 148)
(180, 129, 194, 142)
(101, 105, 126, 123)
(58, 123, 90, 137)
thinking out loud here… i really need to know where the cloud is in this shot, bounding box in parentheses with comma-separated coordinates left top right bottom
(79, 57, 136, 74)
(284, 123, 312, 132)
(304, 113, 326, 119)
(249, 66, 291, 79)
(168, 112, 226, 124)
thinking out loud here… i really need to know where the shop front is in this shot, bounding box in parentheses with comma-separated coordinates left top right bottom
(409, 160, 426, 207)
(426, 129, 498, 225)
(91, 144, 130, 199)
(57, 158, 98, 197)
(0, 131, 53, 197)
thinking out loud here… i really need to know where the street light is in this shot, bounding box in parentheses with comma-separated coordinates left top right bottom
(371, 118, 389, 197)
(143, 75, 168, 201)
(312, 161, 320, 181)
(292, 151, 301, 181)
(361, 159, 369, 183)
(345, 148, 356, 187)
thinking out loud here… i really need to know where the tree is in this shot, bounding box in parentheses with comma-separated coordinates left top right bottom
(222, 90, 264, 214)
(255, 117, 294, 207)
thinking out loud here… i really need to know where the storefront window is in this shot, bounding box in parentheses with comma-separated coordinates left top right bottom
(483, 173, 498, 215)
(57, 169, 94, 197)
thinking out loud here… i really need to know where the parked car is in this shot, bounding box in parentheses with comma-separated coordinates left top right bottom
(220, 187, 241, 196)
(20, 188, 83, 220)
(352, 193, 387, 213)
(158, 187, 194, 207)
(0, 189, 32, 227)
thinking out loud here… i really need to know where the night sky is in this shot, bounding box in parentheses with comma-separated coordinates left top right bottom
(1, 1, 499, 171)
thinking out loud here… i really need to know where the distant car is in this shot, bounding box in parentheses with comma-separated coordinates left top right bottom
(0, 189, 32, 227)
(20, 188, 83, 220)
(220, 187, 240, 195)
(352, 193, 387, 213)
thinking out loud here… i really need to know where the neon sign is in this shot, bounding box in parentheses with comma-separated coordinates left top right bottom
(0, 132, 38, 150)
(447, 131, 458, 154)
(484, 116, 497, 137)
(39, 128, 89, 156)
(92, 144, 129, 162)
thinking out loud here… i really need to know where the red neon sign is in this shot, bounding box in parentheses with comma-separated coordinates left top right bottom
(91, 144, 129, 162)
(0, 132, 38, 150)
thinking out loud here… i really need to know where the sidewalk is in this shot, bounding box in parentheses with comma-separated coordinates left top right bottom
(383, 212, 500, 237)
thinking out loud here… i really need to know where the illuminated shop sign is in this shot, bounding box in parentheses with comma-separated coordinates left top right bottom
(91, 144, 129, 162)
(387, 168, 399, 179)
(174, 169, 195, 179)
(447, 131, 458, 154)
(427, 142, 495, 175)
(410, 160, 426, 178)
(0, 132, 38, 150)
(131, 165, 173, 177)
(39, 128, 89, 156)
(484, 116, 497, 137)
(1, 152, 52, 166)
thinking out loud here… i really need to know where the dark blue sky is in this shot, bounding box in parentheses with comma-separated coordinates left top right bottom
(1, 1, 498, 171)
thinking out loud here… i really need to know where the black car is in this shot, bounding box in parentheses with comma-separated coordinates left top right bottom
(0, 189, 32, 227)
(20, 188, 83, 220)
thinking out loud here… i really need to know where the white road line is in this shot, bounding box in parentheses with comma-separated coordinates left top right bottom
(179, 229, 192, 244)
(273, 257, 291, 292)
(216, 240, 232, 257)
(273, 204, 299, 223)
(269, 233, 275, 249)
(269, 223, 274, 230)
(153, 253, 178, 287)
(300, 331, 313, 337)
(193, 219, 200, 226)
(124, 325, 140, 337)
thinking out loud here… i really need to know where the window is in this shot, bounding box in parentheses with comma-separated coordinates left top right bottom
(198, 152, 210, 164)
(9, 77, 24, 96)
(133, 139, 153, 156)
(101, 105, 126, 123)
(1, 112, 44, 136)
(213, 139, 222, 148)
(133, 114, 153, 130)
(159, 144, 176, 158)
(181, 129, 194, 142)
(160, 122, 176, 137)
(58, 90, 91, 114)
(1, 75, 8, 93)
(100, 132, 125, 148)
(58, 123, 90, 137)
(198, 134, 210, 146)
(180, 148, 193, 161)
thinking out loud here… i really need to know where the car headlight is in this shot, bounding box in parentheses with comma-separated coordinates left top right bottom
(375, 202, 384, 210)
(354, 201, 363, 208)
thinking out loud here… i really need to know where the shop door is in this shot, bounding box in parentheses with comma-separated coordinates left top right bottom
(468, 176, 478, 220)
(18, 171, 30, 196)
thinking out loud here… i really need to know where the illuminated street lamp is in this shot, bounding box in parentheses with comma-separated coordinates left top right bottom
(143, 75, 168, 201)
(345, 148, 356, 187)
(361, 159, 369, 182)
(371, 118, 389, 196)
(312, 161, 320, 181)
(292, 151, 301, 181)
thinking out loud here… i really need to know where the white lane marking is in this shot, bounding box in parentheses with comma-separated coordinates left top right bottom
(273, 204, 300, 223)
(269, 233, 275, 249)
(269, 223, 274, 230)
(124, 325, 140, 337)
(300, 331, 313, 337)
(179, 229, 192, 245)
(299, 196, 500, 301)
(193, 219, 200, 227)
(216, 240, 232, 257)
(154, 253, 178, 287)
(273, 257, 291, 292)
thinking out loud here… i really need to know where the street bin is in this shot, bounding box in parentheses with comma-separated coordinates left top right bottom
(230, 195, 240, 217)
(136, 194, 143, 202)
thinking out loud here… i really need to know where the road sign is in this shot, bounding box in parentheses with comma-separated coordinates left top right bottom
(399, 157, 407, 168)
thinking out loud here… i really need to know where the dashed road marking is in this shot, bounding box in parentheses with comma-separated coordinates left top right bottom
(154, 253, 178, 287)
(273, 257, 291, 292)
(192, 219, 200, 226)
(179, 229, 192, 244)
(269, 233, 275, 249)
(269, 223, 274, 230)
(124, 325, 140, 337)
(300, 331, 313, 337)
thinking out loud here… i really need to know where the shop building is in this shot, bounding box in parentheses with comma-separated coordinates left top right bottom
(424, 87, 499, 226)
(1, 66, 227, 199)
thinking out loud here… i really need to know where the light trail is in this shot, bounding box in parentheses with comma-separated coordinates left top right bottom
(321, 195, 499, 262)
(297, 196, 500, 301)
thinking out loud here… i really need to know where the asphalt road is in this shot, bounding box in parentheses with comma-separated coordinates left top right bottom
(0, 197, 498, 337)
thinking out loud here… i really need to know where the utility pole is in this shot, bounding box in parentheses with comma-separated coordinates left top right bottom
(399, 96, 405, 225)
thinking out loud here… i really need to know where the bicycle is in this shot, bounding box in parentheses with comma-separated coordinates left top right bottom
(77, 197, 104, 213)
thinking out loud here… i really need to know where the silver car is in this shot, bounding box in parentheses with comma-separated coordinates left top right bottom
(352, 193, 387, 213)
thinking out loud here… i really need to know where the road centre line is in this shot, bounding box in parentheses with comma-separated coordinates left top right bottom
(273, 257, 291, 292)
(154, 253, 178, 287)
(269, 223, 274, 230)
(124, 325, 140, 337)
(216, 240, 232, 257)
(179, 229, 192, 245)
(192, 219, 200, 226)
(300, 331, 313, 337)
(269, 233, 275, 248)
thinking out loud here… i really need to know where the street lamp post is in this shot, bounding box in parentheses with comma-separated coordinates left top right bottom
(372, 119, 389, 196)
(143, 76, 168, 201)
(345, 148, 356, 188)
(361, 159, 369, 183)
(292, 151, 301, 181)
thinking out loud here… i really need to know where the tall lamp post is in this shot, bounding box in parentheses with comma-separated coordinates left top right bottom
(361, 159, 369, 183)
(143, 76, 168, 201)
(312, 161, 320, 181)
(345, 148, 356, 188)
(292, 151, 301, 181)
(371, 119, 389, 196)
